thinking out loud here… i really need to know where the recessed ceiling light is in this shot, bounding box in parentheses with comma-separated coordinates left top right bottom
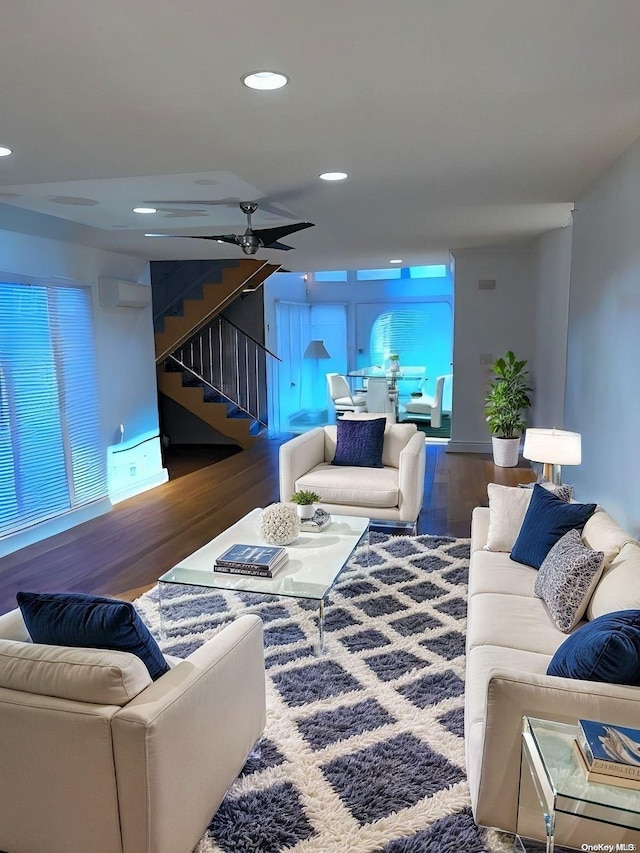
(319, 172, 348, 182)
(389, 259, 403, 264)
(0, 146, 12, 157)
(242, 71, 289, 90)
(133, 207, 157, 214)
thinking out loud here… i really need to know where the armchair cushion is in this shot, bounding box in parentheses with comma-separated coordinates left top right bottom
(331, 417, 385, 468)
(0, 638, 152, 705)
(17, 591, 170, 681)
(296, 463, 399, 508)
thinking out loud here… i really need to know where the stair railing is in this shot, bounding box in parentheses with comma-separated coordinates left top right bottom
(169, 316, 280, 428)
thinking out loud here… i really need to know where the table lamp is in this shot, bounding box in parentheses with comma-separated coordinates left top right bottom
(522, 428, 581, 485)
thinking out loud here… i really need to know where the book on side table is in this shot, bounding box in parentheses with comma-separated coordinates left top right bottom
(575, 719, 640, 788)
(214, 544, 289, 577)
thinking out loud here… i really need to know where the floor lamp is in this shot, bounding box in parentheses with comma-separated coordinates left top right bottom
(303, 339, 331, 422)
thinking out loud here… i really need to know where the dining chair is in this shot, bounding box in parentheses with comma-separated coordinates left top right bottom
(326, 373, 367, 415)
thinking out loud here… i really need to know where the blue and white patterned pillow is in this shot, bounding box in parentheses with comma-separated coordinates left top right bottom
(534, 529, 605, 632)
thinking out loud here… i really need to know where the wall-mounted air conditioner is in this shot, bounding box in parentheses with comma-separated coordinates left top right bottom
(99, 277, 152, 309)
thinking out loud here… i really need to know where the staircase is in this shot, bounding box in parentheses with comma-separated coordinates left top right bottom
(154, 259, 278, 363)
(154, 260, 280, 449)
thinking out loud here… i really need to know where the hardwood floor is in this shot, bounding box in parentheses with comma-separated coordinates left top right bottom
(0, 439, 535, 615)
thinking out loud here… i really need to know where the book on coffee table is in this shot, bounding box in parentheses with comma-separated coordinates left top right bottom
(214, 543, 289, 577)
(577, 719, 640, 781)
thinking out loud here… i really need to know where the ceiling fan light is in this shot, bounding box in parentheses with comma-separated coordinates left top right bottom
(0, 146, 13, 157)
(242, 71, 289, 90)
(133, 207, 157, 214)
(319, 172, 348, 182)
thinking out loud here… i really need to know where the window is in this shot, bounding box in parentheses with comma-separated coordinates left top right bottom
(0, 280, 106, 537)
(313, 270, 348, 282)
(356, 268, 402, 281)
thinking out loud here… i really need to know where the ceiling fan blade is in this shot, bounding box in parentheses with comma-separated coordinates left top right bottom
(262, 240, 295, 251)
(254, 222, 314, 246)
(177, 234, 241, 245)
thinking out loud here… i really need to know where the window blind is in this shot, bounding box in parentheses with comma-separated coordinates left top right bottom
(0, 280, 107, 536)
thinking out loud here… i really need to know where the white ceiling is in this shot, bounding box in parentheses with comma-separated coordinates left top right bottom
(1, 0, 639, 272)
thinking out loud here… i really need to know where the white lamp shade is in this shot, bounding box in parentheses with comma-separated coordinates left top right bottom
(523, 428, 581, 466)
(303, 340, 331, 359)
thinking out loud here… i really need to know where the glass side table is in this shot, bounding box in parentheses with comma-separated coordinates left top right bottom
(519, 717, 640, 853)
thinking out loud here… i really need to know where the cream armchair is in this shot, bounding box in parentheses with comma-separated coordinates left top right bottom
(279, 421, 425, 527)
(0, 609, 266, 853)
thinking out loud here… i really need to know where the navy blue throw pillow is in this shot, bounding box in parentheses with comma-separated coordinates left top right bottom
(547, 610, 640, 685)
(332, 417, 386, 468)
(510, 483, 596, 569)
(17, 591, 169, 681)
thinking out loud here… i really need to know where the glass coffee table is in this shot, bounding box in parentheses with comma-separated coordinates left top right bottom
(158, 509, 370, 652)
(519, 717, 640, 852)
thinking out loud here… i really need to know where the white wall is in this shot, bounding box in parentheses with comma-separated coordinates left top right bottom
(449, 248, 536, 452)
(0, 229, 166, 552)
(563, 137, 640, 535)
(530, 224, 573, 428)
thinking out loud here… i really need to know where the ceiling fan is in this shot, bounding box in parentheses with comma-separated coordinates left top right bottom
(148, 201, 314, 255)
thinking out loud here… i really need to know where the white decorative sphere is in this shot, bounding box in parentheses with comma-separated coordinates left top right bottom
(257, 503, 300, 545)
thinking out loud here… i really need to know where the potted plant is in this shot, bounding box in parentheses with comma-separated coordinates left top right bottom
(290, 489, 321, 519)
(484, 350, 532, 467)
(387, 353, 401, 374)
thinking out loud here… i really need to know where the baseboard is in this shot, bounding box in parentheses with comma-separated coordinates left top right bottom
(446, 440, 493, 454)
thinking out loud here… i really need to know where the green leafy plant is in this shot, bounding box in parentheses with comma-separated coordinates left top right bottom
(290, 489, 321, 506)
(484, 350, 532, 439)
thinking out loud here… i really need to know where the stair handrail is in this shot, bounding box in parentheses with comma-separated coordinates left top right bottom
(216, 315, 282, 363)
(166, 354, 268, 427)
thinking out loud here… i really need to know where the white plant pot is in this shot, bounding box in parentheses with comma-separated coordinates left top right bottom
(492, 436, 520, 468)
(296, 504, 315, 520)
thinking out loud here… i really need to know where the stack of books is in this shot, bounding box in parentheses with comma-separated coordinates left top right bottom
(575, 718, 640, 790)
(214, 544, 289, 577)
(300, 508, 331, 531)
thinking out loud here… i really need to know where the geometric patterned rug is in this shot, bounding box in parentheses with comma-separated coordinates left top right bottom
(135, 533, 516, 853)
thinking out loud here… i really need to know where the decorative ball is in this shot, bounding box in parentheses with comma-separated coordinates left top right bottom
(257, 503, 300, 545)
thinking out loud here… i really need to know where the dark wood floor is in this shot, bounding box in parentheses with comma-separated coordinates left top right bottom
(0, 440, 535, 615)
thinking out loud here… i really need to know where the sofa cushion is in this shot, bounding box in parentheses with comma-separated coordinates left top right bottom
(0, 638, 152, 705)
(466, 592, 572, 657)
(485, 482, 573, 553)
(468, 549, 538, 598)
(331, 417, 385, 468)
(534, 529, 605, 632)
(296, 463, 399, 508)
(547, 610, 640, 685)
(581, 507, 637, 566)
(17, 591, 169, 681)
(510, 484, 597, 569)
(587, 542, 640, 620)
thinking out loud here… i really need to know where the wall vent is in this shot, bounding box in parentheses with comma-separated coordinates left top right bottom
(478, 279, 496, 290)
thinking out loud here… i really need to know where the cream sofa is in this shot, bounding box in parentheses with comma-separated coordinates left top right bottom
(466, 502, 640, 847)
(279, 421, 426, 526)
(0, 609, 266, 853)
